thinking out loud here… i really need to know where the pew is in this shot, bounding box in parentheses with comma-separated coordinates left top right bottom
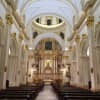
(64, 95, 100, 100)
(0, 84, 44, 100)
(52, 83, 100, 100)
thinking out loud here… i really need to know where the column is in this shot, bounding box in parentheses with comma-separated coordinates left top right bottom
(41, 57, 43, 79)
(3, 14, 13, 89)
(95, 22, 100, 89)
(52, 16, 57, 25)
(86, 16, 98, 90)
(55, 57, 57, 73)
(7, 55, 18, 86)
(41, 16, 45, 25)
(0, 18, 7, 89)
(75, 35, 81, 86)
(79, 56, 90, 88)
(16, 45, 21, 86)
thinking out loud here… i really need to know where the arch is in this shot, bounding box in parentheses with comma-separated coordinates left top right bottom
(33, 33, 64, 49)
(20, 0, 78, 14)
(19, 0, 76, 26)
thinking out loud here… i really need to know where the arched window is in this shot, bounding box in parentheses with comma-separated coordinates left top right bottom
(59, 18, 62, 23)
(36, 18, 40, 23)
(60, 32, 64, 39)
(45, 41, 52, 50)
(33, 32, 38, 39)
(47, 19, 52, 25)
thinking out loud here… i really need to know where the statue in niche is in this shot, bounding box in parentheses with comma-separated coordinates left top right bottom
(47, 62, 50, 67)
(44, 62, 52, 74)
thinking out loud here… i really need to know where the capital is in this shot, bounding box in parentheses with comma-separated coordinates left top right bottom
(11, 32, 16, 40)
(82, 34, 88, 39)
(86, 16, 94, 26)
(5, 14, 13, 25)
(25, 44, 29, 51)
(68, 46, 72, 51)
(75, 35, 80, 43)
(19, 33, 24, 42)
(0, 17, 4, 28)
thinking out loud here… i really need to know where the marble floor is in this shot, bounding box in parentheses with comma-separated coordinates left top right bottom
(35, 85, 59, 100)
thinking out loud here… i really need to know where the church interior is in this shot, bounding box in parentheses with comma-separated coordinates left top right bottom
(0, 0, 100, 100)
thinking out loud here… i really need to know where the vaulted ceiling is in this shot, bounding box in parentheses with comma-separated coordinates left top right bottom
(13, 0, 88, 49)
(16, 0, 86, 26)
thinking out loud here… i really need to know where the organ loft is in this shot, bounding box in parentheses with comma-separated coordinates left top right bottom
(0, 0, 100, 100)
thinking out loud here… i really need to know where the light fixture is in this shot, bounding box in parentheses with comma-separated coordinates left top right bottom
(87, 48, 89, 56)
(65, 47, 68, 51)
(9, 48, 11, 55)
(29, 47, 33, 50)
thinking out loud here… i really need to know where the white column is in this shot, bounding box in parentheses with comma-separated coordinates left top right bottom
(41, 16, 45, 25)
(52, 16, 57, 25)
(79, 56, 90, 88)
(3, 24, 12, 88)
(0, 19, 7, 89)
(75, 35, 81, 86)
(3, 14, 13, 89)
(86, 16, 98, 90)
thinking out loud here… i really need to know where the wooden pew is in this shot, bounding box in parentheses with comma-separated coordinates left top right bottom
(64, 95, 100, 100)
(0, 84, 44, 100)
(52, 83, 100, 100)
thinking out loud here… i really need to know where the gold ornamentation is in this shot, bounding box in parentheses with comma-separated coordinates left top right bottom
(19, 33, 24, 43)
(68, 46, 72, 51)
(75, 35, 80, 43)
(0, 17, 4, 28)
(86, 16, 94, 26)
(25, 44, 29, 50)
(11, 32, 16, 40)
(82, 34, 88, 39)
(5, 14, 13, 25)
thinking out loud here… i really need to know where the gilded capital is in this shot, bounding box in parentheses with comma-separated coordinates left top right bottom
(68, 46, 72, 51)
(86, 16, 94, 26)
(25, 44, 29, 50)
(11, 32, 16, 39)
(75, 35, 80, 43)
(0, 17, 4, 28)
(19, 33, 24, 42)
(5, 14, 13, 25)
(82, 34, 88, 39)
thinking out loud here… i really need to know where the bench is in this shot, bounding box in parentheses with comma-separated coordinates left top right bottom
(0, 85, 44, 100)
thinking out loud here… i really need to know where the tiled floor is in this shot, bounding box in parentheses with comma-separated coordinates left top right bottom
(35, 85, 59, 100)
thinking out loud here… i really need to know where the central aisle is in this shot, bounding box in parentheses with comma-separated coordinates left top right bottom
(35, 85, 59, 100)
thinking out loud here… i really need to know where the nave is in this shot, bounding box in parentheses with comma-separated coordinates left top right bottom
(0, 0, 100, 99)
(35, 85, 59, 100)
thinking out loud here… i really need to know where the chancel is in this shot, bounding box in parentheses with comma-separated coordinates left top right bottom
(0, 0, 100, 100)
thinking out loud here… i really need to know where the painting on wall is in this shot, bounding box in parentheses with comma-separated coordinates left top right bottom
(45, 41, 52, 50)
